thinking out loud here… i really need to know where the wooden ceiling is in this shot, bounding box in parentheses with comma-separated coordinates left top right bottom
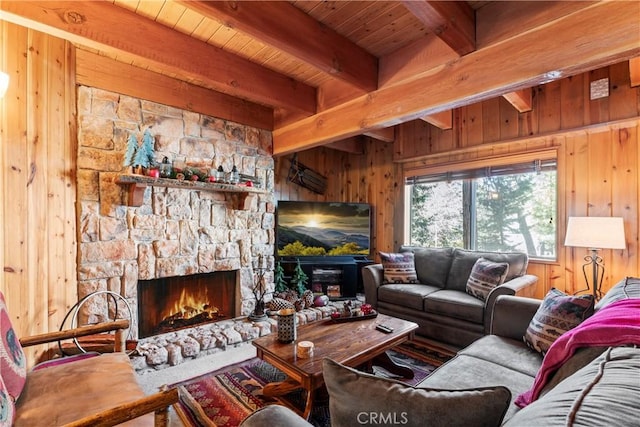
(1, 1, 639, 155)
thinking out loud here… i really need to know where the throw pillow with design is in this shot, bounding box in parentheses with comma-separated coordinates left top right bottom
(465, 257, 509, 301)
(323, 358, 511, 427)
(0, 375, 15, 426)
(523, 288, 594, 355)
(0, 292, 27, 401)
(380, 252, 418, 284)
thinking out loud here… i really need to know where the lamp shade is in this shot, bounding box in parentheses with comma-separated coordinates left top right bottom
(564, 217, 626, 249)
(0, 71, 9, 98)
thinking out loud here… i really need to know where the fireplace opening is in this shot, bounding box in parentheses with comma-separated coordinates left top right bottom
(137, 271, 238, 338)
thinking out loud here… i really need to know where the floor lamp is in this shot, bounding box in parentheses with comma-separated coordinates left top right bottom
(564, 217, 626, 300)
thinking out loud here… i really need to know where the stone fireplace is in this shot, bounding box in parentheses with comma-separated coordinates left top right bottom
(75, 86, 276, 369)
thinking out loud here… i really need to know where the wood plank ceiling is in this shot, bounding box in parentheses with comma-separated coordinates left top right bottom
(1, 1, 639, 155)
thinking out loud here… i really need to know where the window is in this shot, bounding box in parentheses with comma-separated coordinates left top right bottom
(405, 158, 557, 260)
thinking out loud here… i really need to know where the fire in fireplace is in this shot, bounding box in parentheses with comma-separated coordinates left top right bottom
(137, 271, 238, 338)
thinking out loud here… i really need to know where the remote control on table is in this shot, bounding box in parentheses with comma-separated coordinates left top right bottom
(376, 324, 394, 333)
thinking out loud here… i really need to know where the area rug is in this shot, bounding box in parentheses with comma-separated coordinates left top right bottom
(173, 341, 453, 427)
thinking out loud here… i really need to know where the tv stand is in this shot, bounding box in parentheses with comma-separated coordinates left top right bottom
(277, 256, 370, 300)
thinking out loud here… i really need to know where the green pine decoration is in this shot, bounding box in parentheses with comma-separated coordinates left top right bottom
(274, 262, 287, 293)
(290, 258, 308, 297)
(123, 133, 138, 168)
(141, 128, 156, 166)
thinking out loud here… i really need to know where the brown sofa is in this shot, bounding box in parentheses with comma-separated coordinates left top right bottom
(362, 246, 538, 347)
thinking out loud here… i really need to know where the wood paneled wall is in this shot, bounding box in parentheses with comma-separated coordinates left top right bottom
(279, 62, 640, 299)
(1, 21, 77, 361)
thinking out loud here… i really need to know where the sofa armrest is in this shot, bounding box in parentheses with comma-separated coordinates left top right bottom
(482, 274, 538, 334)
(362, 264, 384, 308)
(489, 295, 542, 340)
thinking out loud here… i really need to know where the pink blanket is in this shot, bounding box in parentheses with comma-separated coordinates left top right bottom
(515, 298, 640, 408)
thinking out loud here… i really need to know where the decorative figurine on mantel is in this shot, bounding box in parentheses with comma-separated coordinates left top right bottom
(123, 128, 156, 174)
(123, 133, 138, 173)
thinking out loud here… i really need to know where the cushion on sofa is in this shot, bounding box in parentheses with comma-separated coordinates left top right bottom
(380, 252, 418, 284)
(458, 335, 543, 378)
(595, 276, 640, 311)
(465, 257, 509, 301)
(445, 249, 528, 291)
(418, 352, 536, 421)
(523, 288, 594, 355)
(400, 246, 454, 288)
(0, 292, 27, 401)
(505, 346, 640, 427)
(323, 358, 511, 427)
(378, 284, 441, 311)
(423, 290, 484, 324)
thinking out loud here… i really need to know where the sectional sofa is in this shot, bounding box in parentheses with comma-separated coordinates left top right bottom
(240, 276, 640, 427)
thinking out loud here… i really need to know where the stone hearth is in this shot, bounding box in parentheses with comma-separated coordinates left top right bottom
(132, 305, 340, 374)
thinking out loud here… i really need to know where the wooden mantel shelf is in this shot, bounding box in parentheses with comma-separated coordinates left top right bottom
(116, 174, 267, 210)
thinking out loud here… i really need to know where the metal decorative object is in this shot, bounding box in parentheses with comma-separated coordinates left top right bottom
(288, 154, 327, 194)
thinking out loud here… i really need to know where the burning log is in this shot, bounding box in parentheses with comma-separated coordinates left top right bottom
(154, 305, 224, 335)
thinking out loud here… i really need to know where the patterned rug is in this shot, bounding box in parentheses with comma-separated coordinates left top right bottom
(173, 340, 453, 427)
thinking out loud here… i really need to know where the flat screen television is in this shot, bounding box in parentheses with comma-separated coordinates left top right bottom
(276, 200, 371, 257)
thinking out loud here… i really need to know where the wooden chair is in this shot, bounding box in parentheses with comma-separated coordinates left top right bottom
(1, 292, 178, 426)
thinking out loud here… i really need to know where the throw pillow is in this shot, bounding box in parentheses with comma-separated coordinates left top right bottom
(0, 376, 15, 426)
(380, 252, 418, 284)
(323, 358, 511, 427)
(465, 257, 509, 301)
(0, 292, 27, 401)
(523, 288, 594, 355)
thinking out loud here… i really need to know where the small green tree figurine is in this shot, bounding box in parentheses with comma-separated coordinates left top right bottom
(123, 133, 138, 171)
(274, 261, 288, 294)
(141, 128, 156, 166)
(290, 258, 308, 297)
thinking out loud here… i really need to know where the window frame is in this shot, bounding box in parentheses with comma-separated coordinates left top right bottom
(403, 150, 559, 261)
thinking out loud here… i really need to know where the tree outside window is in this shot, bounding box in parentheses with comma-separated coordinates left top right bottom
(406, 160, 557, 260)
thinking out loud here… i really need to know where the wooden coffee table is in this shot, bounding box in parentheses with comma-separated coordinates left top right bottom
(252, 313, 418, 419)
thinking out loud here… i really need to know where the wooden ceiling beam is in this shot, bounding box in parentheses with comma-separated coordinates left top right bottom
(273, 2, 640, 155)
(421, 110, 453, 130)
(502, 89, 533, 113)
(0, 0, 316, 114)
(364, 127, 395, 143)
(326, 136, 365, 154)
(179, 0, 377, 93)
(76, 50, 273, 130)
(630, 57, 640, 87)
(402, 0, 475, 55)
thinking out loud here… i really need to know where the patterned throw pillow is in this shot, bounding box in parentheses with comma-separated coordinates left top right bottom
(524, 288, 594, 355)
(380, 252, 418, 284)
(0, 376, 15, 426)
(0, 292, 27, 401)
(466, 257, 509, 301)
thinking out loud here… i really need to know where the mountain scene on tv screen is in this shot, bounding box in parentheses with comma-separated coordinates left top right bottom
(277, 202, 370, 256)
